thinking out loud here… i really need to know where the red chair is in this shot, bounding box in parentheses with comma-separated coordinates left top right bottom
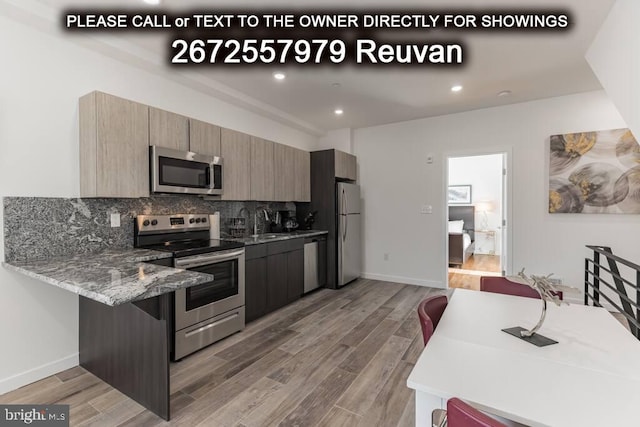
(446, 398, 507, 427)
(417, 295, 448, 345)
(480, 276, 563, 300)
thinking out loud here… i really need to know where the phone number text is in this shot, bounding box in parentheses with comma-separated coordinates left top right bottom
(172, 39, 347, 65)
(171, 38, 463, 66)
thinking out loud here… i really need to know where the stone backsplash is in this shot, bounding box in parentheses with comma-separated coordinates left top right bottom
(3, 196, 295, 262)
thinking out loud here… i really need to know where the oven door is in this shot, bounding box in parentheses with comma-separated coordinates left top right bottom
(151, 145, 223, 195)
(174, 249, 245, 331)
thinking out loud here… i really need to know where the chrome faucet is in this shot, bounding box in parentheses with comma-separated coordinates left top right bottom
(250, 207, 271, 236)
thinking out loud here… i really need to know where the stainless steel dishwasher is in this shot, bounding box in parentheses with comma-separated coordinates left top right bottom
(304, 236, 326, 293)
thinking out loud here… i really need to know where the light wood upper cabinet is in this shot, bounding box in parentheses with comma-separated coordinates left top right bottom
(250, 137, 275, 201)
(79, 91, 150, 198)
(334, 149, 357, 181)
(273, 144, 310, 202)
(294, 149, 311, 202)
(78, 91, 312, 200)
(149, 107, 189, 151)
(220, 128, 251, 200)
(274, 143, 296, 201)
(189, 119, 221, 156)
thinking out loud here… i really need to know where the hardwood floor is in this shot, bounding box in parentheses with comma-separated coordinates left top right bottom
(448, 254, 501, 291)
(448, 271, 481, 291)
(460, 254, 500, 273)
(1, 279, 447, 427)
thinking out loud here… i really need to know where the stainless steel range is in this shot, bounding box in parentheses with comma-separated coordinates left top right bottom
(134, 214, 245, 360)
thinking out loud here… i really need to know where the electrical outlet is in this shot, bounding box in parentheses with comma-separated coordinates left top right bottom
(383, 253, 389, 261)
(110, 213, 121, 228)
(420, 205, 433, 214)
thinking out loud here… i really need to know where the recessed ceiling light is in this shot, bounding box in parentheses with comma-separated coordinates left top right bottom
(273, 72, 286, 80)
(498, 90, 512, 97)
(334, 109, 344, 115)
(143, 0, 161, 4)
(451, 85, 463, 92)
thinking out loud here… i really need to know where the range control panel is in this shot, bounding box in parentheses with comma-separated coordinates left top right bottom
(136, 214, 211, 234)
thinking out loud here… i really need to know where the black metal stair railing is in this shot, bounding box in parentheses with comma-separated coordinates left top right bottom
(584, 245, 640, 339)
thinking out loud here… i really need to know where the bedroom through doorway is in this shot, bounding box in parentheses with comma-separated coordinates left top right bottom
(446, 152, 508, 291)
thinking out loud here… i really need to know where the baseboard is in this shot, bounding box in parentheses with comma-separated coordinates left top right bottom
(361, 272, 445, 289)
(0, 353, 78, 395)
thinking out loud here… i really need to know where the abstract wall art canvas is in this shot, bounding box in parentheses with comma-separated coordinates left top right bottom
(549, 128, 640, 214)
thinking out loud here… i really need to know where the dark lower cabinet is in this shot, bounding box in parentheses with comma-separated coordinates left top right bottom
(80, 295, 170, 420)
(318, 238, 327, 288)
(286, 249, 304, 304)
(266, 252, 289, 312)
(245, 257, 267, 323)
(245, 238, 305, 322)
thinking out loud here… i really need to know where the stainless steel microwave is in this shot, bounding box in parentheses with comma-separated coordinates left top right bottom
(150, 146, 223, 195)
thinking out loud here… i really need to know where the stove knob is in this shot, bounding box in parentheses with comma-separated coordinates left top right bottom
(142, 220, 150, 227)
(195, 218, 201, 223)
(202, 217, 207, 223)
(151, 220, 158, 226)
(189, 218, 195, 224)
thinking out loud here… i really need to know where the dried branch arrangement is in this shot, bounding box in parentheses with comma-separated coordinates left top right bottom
(505, 268, 575, 338)
(508, 268, 566, 306)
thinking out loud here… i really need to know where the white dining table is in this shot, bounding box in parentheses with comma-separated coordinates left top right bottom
(406, 288, 640, 427)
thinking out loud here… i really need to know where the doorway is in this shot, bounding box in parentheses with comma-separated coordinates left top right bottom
(446, 152, 509, 291)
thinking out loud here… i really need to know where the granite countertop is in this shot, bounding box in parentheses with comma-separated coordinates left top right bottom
(2, 231, 328, 306)
(227, 230, 328, 245)
(2, 248, 213, 307)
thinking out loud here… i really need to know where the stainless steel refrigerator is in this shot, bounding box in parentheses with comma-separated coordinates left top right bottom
(337, 182, 362, 287)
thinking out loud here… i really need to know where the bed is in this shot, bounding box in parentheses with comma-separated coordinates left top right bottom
(448, 205, 475, 267)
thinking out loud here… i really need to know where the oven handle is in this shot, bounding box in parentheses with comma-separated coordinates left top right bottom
(184, 310, 240, 338)
(175, 249, 245, 269)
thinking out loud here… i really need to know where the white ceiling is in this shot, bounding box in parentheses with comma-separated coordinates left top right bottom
(36, 0, 616, 133)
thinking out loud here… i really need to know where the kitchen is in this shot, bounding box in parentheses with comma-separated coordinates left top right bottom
(2, 0, 640, 426)
(2, 85, 368, 422)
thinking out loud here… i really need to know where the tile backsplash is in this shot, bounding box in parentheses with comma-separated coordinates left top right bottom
(3, 196, 294, 262)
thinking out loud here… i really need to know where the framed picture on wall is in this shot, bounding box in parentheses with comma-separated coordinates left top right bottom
(448, 185, 472, 204)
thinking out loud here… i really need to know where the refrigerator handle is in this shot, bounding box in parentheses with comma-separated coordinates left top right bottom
(343, 188, 348, 241)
